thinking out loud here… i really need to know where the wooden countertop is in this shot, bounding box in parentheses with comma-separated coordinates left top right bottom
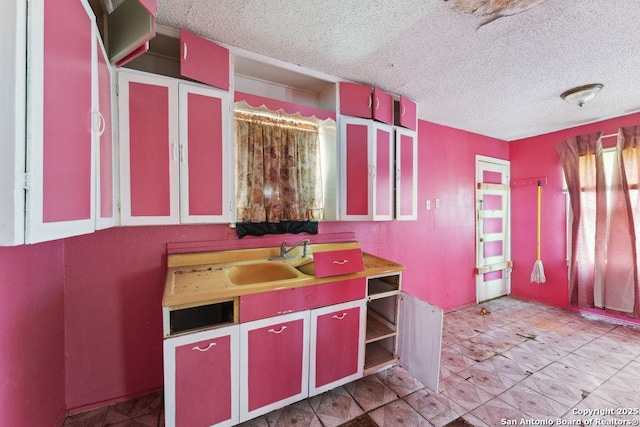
(162, 242, 404, 309)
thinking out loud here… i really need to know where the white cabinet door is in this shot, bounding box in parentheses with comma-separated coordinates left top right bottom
(118, 71, 179, 225)
(26, 0, 98, 243)
(0, 0, 26, 246)
(164, 325, 240, 427)
(178, 83, 233, 223)
(398, 293, 443, 393)
(96, 34, 118, 230)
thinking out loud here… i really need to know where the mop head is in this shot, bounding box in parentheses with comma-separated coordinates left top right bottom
(530, 260, 546, 283)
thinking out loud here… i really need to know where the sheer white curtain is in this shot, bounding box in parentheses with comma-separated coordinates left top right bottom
(604, 126, 640, 315)
(558, 127, 640, 317)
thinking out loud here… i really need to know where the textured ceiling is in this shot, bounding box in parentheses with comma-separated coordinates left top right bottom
(154, 0, 640, 141)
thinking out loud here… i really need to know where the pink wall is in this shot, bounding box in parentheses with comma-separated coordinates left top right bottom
(509, 111, 640, 308)
(322, 120, 509, 310)
(62, 119, 509, 411)
(64, 224, 237, 411)
(0, 241, 66, 427)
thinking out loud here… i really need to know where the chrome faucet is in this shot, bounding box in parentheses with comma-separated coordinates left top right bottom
(279, 238, 310, 259)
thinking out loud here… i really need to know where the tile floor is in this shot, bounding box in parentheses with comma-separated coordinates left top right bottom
(63, 297, 640, 427)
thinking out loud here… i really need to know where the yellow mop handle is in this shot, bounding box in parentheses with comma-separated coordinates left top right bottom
(536, 181, 541, 261)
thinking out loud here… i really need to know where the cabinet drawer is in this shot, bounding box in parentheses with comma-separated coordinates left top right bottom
(307, 278, 366, 310)
(313, 248, 365, 277)
(239, 278, 366, 322)
(240, 288, 306, 322)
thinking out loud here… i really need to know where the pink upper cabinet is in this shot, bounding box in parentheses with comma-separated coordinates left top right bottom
(26, 0, 97, 243)
(339, 82, 372, 119)
(396, 96, 417, 130)
(42, 0, 93, 224)
(341, 118, 371, 218)
(372, 87, 393, 125)
(180, 29, 230, 90)
(179, 84, 231, 223)
(118, 72, 179, 225)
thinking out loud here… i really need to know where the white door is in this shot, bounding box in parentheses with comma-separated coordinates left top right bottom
(475, 156, 511, 302)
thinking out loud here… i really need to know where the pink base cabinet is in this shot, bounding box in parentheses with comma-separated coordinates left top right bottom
(309, 300, 366, 396)
(239, 311, 310, 422)
(163, 325, 240, 427)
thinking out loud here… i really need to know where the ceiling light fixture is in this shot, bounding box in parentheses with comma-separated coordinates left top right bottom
(560, 83, 603, 107)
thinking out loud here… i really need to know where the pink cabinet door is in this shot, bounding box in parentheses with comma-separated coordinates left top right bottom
(179, 84, 230, 223)
(309, 301, 365, 396)
(396, 96, 417, 131)
(164, 325, 239, 427)
(339, 82, 372, 119)
(373, 123, 394, 220)
(180, 29, 230, 90)
(373, 88, 393, 125)
(240, 311, 309, 422)
(395, 129, 418, 221)
(340, 117, 372, 220)
(96, 37, 115, 229)
(118, 72, 179, 225)
(26, 0, 96, 243)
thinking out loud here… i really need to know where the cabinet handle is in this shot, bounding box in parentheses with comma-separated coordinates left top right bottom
(268, 326, 287, 334)
(93, 111, 106, 137)
(170, 143, 178, 162)
(368, 96, 372, 109)
(396, 168, 401, 181)
(332, 260, 348, 265)
(332, 313, 348, 320)
(183, 43, 188, 60)
(375, 97, 380, 110)
(179, 144, 185, 162)
(98, 112, 106, 136)
(192, 342, 216, 352)
(401, 104, 406, 117)
(372, 165, 376, 177)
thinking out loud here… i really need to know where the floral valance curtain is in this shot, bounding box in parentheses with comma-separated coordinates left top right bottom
(235, 112, 324, 223)
(557, 127, 640, 317)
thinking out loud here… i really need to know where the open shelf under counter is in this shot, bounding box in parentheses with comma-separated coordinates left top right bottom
(367, 275, 400, 300)
(366, 310, 396, 343)
(364, 339, 398, 375)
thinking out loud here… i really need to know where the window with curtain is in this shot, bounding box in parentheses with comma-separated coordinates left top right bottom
(557, 127, 640, 317)
(234, 110, 325, 223)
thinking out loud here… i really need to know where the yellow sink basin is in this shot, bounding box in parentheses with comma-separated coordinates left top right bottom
(227, 262, 305, 285)
(295, 260, 316, 276)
